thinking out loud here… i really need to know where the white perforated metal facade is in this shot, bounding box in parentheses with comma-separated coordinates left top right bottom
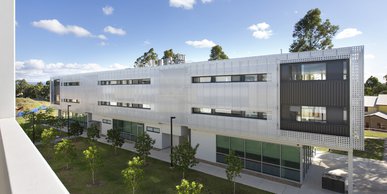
(51, 46, 364, 151)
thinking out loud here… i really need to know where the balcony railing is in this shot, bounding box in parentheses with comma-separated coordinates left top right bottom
(0, 118, 69, 194)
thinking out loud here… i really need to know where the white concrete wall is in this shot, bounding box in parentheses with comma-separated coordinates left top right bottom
(146, 131, 162, 149)
(0, 0, 15, 119)
(92, 114, 112, 136)
(191, 130, 216, 163)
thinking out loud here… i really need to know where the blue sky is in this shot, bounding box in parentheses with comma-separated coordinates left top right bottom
(16, 0, 387, 82)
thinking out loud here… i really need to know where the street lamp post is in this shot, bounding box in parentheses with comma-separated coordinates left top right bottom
(67, 105, 71, 137)
(170, 116, 176, 167)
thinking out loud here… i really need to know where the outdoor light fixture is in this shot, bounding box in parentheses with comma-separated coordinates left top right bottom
(67, 105, 71, 136)
(170, 116, 176, 167)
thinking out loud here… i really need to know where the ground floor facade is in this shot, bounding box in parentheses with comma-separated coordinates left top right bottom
(71, 112, 314, 185)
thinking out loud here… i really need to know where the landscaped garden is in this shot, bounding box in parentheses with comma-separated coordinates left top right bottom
(317, 130, 386, 160)
(38, 138, 271, 194)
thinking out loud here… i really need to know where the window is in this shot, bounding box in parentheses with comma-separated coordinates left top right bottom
(343, 61, 348, 80)
(102, 119, 112, 124)
(365, 107, 369, 112)
(215, 136, 301, 182)
(98, 78, 151, 85)
(146, 126, 160, 133)
(301, 106, 326, 122)
(192, 107, 267, 120)
(192, 74, 267, 83)
(289, 63, 326, 80)
(245, 74, 258, 82)
(215, 76, 232, 82)
(98, 101, 151, 110)
(62, 98, 80, 103)
(63, 81, 80, 86)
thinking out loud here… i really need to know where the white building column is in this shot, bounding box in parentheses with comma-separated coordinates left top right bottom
(348, 149, 353, 194)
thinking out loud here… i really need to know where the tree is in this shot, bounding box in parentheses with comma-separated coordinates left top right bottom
(209, 45, 229, 61)
(69, 121, 84, 136)
(54, 116, 66, 130)
(106, 128, 124, 154)
(121, 156, 144, 194)
(289, 8, 339, 52)
(83, 145, 102, 185)
(225, 150, 243, 194)
(134, 133, 155, 165)
(384, 74, 387, 84)
(54, 139, 76, 169)
(134, 48, 159, 68)
(171, 141, 199, 179)
(15, 79, 29, 97)
(364, 76, 387, 95)
(41, 128, 57, 157)
(162, 49, 175, 59)
(176, 179, 204, 194)
(87, 124, 100, 142)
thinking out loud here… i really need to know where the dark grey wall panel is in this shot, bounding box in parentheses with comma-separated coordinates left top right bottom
(280, 80, 349, 107)
(281, 121, 349, 136)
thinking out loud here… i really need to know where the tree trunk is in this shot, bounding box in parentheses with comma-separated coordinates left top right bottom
(66, 162, 69, 169)
(233, 181, 236, 194)
(183, 170, 185, 179)
(92, 169, 95, 185)
(114, 146, 117, 154)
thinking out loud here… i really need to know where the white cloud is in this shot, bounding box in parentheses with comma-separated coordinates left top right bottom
(32, 19, 93, 37)
(97, 34, 107, 40)
(104, 26, 126, 36)
(248, 22, 273, 39)
(102, 6, 114, 15)
(201, 0, 213, 3)
(143, 40, 151, 45)
(335, 28, 362, 39)
(185, 39, 216, 48)
(294, 10, 298, 14)
(169, 0, 196, 10)
(16, 59, 129, 82)
(365, 54, 375, 60)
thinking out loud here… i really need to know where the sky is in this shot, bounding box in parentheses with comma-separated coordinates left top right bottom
(16, 0, 387, 82)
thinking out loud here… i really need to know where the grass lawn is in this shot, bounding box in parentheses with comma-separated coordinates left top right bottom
(39, 138, 271, 194)
(364, 130, 387, 139)
(317, 138, 385, 160)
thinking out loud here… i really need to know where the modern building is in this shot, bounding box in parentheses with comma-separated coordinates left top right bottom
(50, 46, 364, 190)
(364, 94, 387, 130)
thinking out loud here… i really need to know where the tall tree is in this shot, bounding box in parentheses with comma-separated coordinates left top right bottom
(54, 139, 76, 169)
(83, 145, 102, 185)
(134, 133, 155, 165)
(134, 48, 159, 68)
(106, 128, 124, 154)
(176, 179, 204, 194)
(289, 8, 339, 52)
(162, 49, 175, 59)
(225, 151, 243, 194)
(69, 121, 84, 136)
(171, 141, 199, 179)
(209, 45, 229, 61)
(121, 156, 144, 194)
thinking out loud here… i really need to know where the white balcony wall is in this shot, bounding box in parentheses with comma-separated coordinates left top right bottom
(0, 1, 69, 193)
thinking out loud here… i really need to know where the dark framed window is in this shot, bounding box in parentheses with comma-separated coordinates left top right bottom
(192, 73, 267, 83)
(192, 107, 267, 120)
(146, 126, 160, 133)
